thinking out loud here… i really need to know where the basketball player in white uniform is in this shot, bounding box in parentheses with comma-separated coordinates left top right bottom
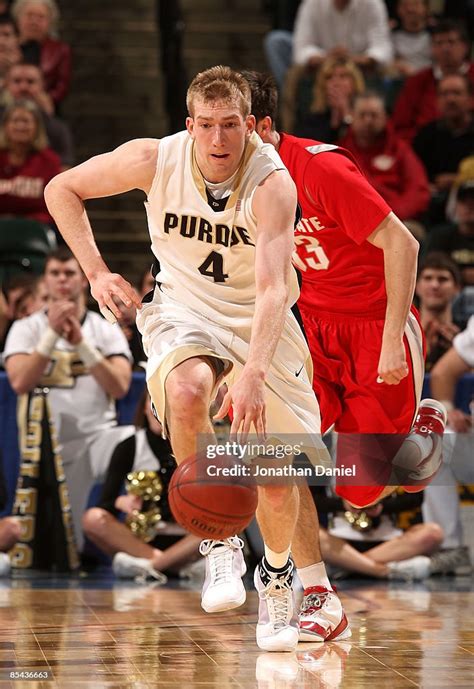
(44, 65, 344, 652)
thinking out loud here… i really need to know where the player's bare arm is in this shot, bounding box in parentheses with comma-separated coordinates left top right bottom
(44, 139, 159, 320)
(430, 348, 471, 432)
(215, 169, 298, 439)
(367, 212, 419, 385)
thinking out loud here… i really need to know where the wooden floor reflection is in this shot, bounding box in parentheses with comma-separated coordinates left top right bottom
(0, 579, 472, 688)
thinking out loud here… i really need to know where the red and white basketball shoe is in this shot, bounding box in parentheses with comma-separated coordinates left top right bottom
(392, 398, 447, 493)
(297, 641, 352, 688)
(412, 398, 447, 436)
(298, 586, 351, 642)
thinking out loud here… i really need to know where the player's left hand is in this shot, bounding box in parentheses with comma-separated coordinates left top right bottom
(214, 371, 266, 443)
(377, 338, 408, 385)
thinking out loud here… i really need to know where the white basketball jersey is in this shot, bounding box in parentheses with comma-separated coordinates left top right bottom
(144, 130, 300, 327)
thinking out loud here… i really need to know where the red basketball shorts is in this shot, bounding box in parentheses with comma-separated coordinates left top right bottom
(299, 306, 425, 507)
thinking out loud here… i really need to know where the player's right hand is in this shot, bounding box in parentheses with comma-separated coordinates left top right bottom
(214, 371, 267, 444)
(90, 271, 142, 322)
(377, 338, 408, 385)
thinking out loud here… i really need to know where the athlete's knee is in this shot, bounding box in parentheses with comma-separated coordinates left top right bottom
(82, 507, 112, 538)
(416, 522, 444, 552)
(258, 484, 293, 509)
(0, 517, 21, 550)
(407, 522, 444, 552)
(166, 377, 211, 423)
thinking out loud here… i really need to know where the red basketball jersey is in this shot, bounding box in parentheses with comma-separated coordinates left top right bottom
(278, 133, 392, 317)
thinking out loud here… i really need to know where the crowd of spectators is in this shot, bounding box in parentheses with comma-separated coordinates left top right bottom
(267, 3, 474, 221)
(266, 1, 474, 333)
(0, 0, 471, 582)
(0, 0, 73, 242)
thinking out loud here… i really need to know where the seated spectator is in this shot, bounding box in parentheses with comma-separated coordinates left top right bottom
(10, 0, 71, 108)
(446, 155, 474, 223)
(0, 99, 61, 223)
(1, 62, 74, 167)
(389, 0, 432, 78)
(82, 391, 201, 581)
(313, 485, 443, 580)
(415, 252, 462, 370)
(413, 74, 474, 224)
(292, 0, 393, 76)
(441, 0, 474, 41)
(423, 181, 474, 286)
(430, 314, 474, 433)
(3, 247, 134, 550)
(263, 0, 302, 91)
(0, 14, 21, 89)
(392, 19, 474, 142)
(0, 271, 45, 351)
(424, 313, 474, 576)
(296, 56, 365, 141)
(338, 91, 430, 225)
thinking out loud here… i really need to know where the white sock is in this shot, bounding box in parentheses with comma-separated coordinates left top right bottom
(297, 561, 331, 590)
(264, 544, 291, 569)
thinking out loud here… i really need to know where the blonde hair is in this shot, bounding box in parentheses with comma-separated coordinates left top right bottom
(0, 100, 49, 151)
(312, 57, 365, 114)
(187, 65, 251, 118)
(11, 0, 59, 36)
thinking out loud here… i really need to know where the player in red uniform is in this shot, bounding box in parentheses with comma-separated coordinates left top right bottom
(245, 71, 447, 641)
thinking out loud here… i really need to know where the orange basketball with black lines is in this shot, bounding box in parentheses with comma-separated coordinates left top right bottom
(168, 453, 258, 539)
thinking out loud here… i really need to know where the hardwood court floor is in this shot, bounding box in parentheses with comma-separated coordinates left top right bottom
(0, 576, 472, 689)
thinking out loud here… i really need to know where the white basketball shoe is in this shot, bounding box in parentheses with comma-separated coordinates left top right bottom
(254, 558, 299, 652)
(200, 536, 247, 613)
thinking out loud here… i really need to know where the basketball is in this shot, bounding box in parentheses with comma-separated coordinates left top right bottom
(168, 453, 258, 539)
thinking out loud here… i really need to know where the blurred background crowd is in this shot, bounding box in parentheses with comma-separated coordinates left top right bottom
(0, 0, 472, 585)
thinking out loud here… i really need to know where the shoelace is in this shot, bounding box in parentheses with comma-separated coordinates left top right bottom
(300, 589, 330, 617)
(260, 570, 294, 630)
(199, 536, 243, 586)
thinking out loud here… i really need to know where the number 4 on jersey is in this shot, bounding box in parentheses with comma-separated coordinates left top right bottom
(198, 251, 229, 283)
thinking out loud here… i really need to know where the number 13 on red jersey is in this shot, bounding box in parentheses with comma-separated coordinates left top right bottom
(293, 235, 329, 272)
